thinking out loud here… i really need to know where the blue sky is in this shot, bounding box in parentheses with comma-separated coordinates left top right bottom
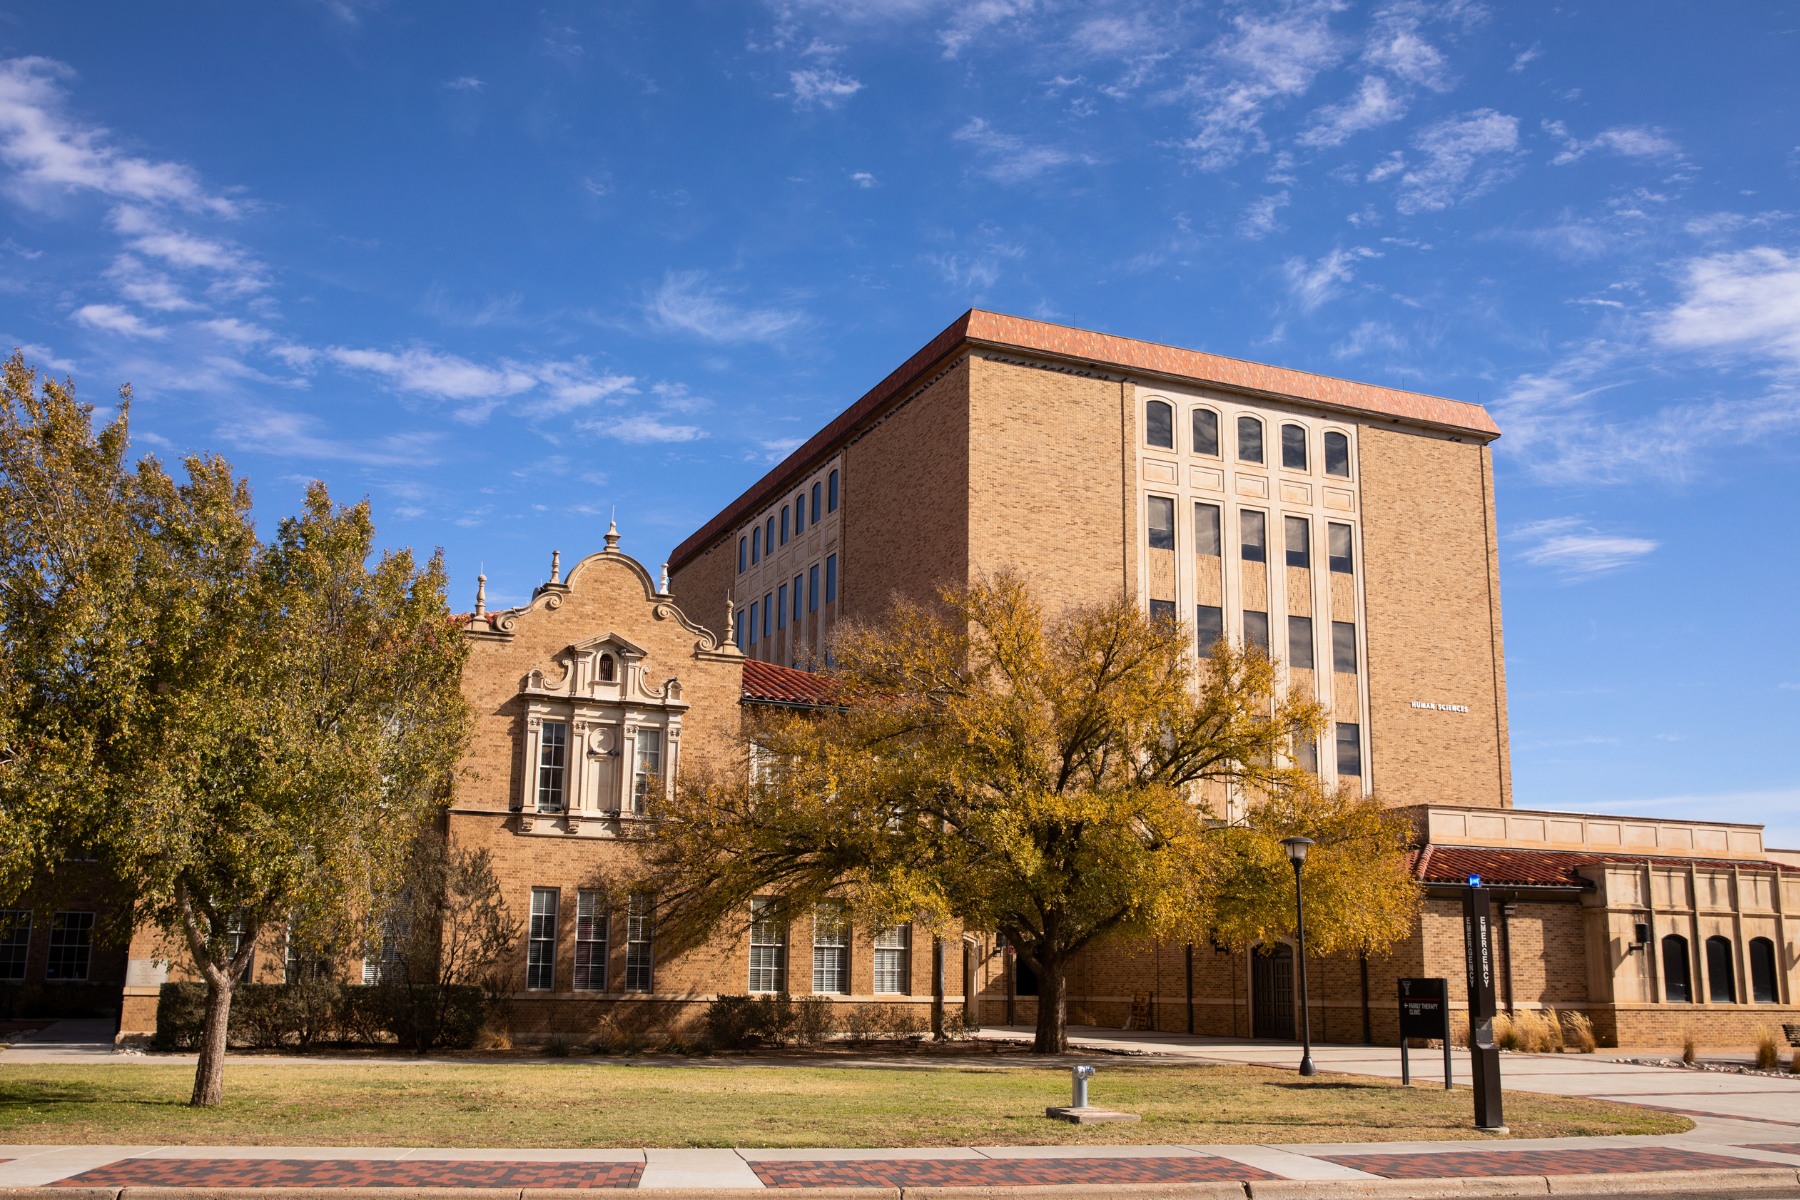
(1, 2, 1797, 840)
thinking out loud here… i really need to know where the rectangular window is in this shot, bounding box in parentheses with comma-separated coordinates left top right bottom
(1195, 605, 1224, 654)
(1285, 515, 1311, 569)
(0, 911, 30, 982)
(748, 600, 759, 646)
(632, 728, 663, 813)
(748, 898, 786, 994)
(812, 481, 822, 522)
(777, 583, 788, 630)
(825, 554, 837, 603)
(1294, 735, 1319, 774)
(751, 526, 760, 565)
(362, 911, 405, 984)
(537, 720, 568, 812)
(738, 537, 747, 573)
(1243, 610, 1269, 653)
(828, 469, 839, 512)
(812, 903, 849, 994)
(874, 925, 911, 994)
(226, 915, 254, 983)
(1149, 599, 1176, 625)
(1194, 502, 1221, 556)
(794, 493, 805, 535)
(763, 593, 772, 638)
(1288, 615, 1315, 670)
(1336, 723, 1363, 777)
(735, 614, 745, 650)
(574, 890, 607, 992)
(625, 894, 653, 993)
(527, 889, 558, 990)
(781, 505, 789, 545)
(809, 564, 819, 613)
(1240, 510, 1267, 563)
(1146, 496, 1175, 550)
(1328, 522, 1354, 574)
(1332, 621, 1357, 674)
(792, 575, 802, 622)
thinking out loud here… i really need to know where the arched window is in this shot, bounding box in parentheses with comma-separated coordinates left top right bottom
(828, 470, 839, 512)
(811, 481, 822, 522)
(738, 536, 747, 573)
(1192, 408, 1220, 456)
(596, 654, 615, 683)
(1145, 399, 1174, 449)
(1706, 935, 1737, 1003)
(1237, 415, 1264, 464)
(1281, 423, 1307, 470)
(751, 526, 761, 565)
(1661, 934, 1691, 1003)
(1750, 937, 1779, 1004)
(794, 492, 805, 535)
(1324, 431, 1351, 478)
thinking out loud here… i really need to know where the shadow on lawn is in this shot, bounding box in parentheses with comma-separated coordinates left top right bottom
(0, 1080, 187, 1110)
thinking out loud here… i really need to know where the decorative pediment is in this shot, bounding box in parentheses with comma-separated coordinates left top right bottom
(520, 632, 687, 711)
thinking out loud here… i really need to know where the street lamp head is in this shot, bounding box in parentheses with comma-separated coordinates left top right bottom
(1281, 835, 1315, 866)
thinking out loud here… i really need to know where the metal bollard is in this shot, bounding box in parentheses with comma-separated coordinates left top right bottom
(1071, 1064, 1096, 1109)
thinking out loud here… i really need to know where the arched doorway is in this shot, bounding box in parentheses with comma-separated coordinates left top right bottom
(1252, 943, 1295, 1039)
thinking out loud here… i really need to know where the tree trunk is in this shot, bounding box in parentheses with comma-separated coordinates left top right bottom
(1032, 956, 1067, 1054)
(930, 937, 946, 1041)
(191, 971, 234, 1107)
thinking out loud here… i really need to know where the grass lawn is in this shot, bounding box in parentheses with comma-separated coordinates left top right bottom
(0, 1060, 1688, 1147)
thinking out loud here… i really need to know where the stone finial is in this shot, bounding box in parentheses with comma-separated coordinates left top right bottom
(659, 562, 671, 595)
(724, 596, 736, 642)
(550, 549, 562, 585)
(474, 573, 487, 616)
(604, 518, 621, 552)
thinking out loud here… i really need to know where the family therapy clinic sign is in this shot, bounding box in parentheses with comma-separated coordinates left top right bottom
(1462, 876, 1506, 1131)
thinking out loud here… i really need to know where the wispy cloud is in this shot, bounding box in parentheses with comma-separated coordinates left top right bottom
(939, 0, 1036, 58)
(953, 117, 1087, 183)
(1177, 5, 1344, 171)
(1655, 247, 1800, 367)
(1362, 20, 1452, 92)
(1510, 517, 1657, 578)
(73, 302, 166, 339)
(1239, 191, 1290, 239)
(787, 68, 863, 108)
(218, 403, 446, 467)
(1545, 120, 1681, 166)
(1297, 75, 1405, 148)
(645, 270, 806, 344)
(1394, 108, 1519, 213)
(443, 76, 485, 91)
(582, 412, 705, 444)
(1283, 246, 1377, 311)
(326, 345, 537, 419)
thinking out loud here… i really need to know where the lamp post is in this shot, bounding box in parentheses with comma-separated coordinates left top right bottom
(1282, 836, 1317, 1077)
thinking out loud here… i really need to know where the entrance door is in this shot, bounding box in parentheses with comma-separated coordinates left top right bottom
(1252, 944, 1295, 1040)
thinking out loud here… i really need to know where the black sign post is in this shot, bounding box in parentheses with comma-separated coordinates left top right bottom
(1397, 977, 1451, 1089)
(1462, 878, 1506, 1131)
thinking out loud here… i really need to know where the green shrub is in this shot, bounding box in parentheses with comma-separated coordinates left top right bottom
(153, 983, 207, 1050)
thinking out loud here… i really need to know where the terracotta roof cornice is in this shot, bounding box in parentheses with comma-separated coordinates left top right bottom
(668, 309, 1500, 572)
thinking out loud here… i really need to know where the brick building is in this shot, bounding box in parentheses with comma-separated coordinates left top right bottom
(667, 309, 1799, 1049)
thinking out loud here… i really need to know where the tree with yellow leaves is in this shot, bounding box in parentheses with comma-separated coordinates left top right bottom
(643, 573, 1419, 1053)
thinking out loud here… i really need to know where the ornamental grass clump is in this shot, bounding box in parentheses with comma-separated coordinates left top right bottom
(1755, 1026, 1780, 1071)
(1563, 1011, 1597, 1054)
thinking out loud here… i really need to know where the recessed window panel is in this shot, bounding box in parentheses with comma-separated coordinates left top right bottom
(1237, 416, 1264, 464)
(1662, 934, 1691, 1003)
(1240, 509, 1266, 563)
(828, 469, 839, 512)
(1324, 431, 1351, 477)
(1194, 502, 1221, 556)
(1328, 522, 1354, 574)
(1147, 496, 1175, 551)
(1148, 599, 1177, 626)
(1281, 423, 1307, 470)
(1706, 936, 1736, 1004)
(1287, 615, 1314, 670)
(751, 527, 761, 565)
(1335, 723, 1362, 777)
(1145, 400, 1174, 449)
(825, 554, 837, 602)
(1196, 605, 1223, 654)
(738, 537, 747, 573)
(777, 583, 787, 630)
(1243, 609, 1269, 653)
(794, 492, 806, 534)
(780, 505, 789, 545)
(811, 482, 822, 522)
(1332, 621, 1357, 674)
(1285, 515, 1311, 569)
(1192, 408, 1220, 457)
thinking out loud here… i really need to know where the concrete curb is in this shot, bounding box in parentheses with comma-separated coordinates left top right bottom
(2, 1169, 1799, 1200)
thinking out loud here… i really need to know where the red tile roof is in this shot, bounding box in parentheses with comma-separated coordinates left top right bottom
(741, 659, 838, 707)
(669, 308, 1501, 572)
(1412, 845, 1798, 889)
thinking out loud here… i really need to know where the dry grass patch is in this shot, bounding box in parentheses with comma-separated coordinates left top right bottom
(0, 1060, 1686, 1147)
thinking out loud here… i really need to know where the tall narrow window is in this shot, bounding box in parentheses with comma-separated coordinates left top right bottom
(1192, 408, 1220, 456)
(763, 593, 772, 638)
(1195, 605, 1224, 654)
(537, 720, 568, 813)
(596, 654, 615, 682)
(1240, 509, 1267, 563)
(1242, 610, 1269, 653)
(1706, 935, 1736, 1003)
(809, 564, 819, 613)
(813, 903, 849, 994)
(574, 890, 607, 991)
(1332, 621, 1357, 674)
(1194, 502, 1221, 556)
(625, 894, 653, 993)
(736, 616, 746, 650)
(1288, 615, 1315, 670)
(765, 516, 775, 554)
(632, 728, 663, 814)
(792, 575, 803, 622)
(825, 554, 837, 602)
(1145, 399, 1174, 449)
(1147, 496, 1175, 550)
(1285, 515, 1311, 569)
(1237, 416, 1264, 464)
(0, 911, 30, 982)
(828, 469, 839, 512)
(780, 505, 789, 545)
(1281, 423, 1308, 470)
(751, 526, 761, 565)
(874, 925, 911, 994)
(1750, 937, 1779, 1003)
(748, 898, 786, 994)
(748, 600, 759, 646)
(527, 889, 558, 991)
(1149, 599, 1176, 625)
(1335, 723, 1362, 777)
(794, 492, 805, 535)
(812, 481, 822, 522)
(1324, 431, 1351, 477)
(1662, 934, 1692, 1002)
(1328, 522, 1354, 574)
(1294, 735, 1318, 774)
(777, 583, 788, 630)
(738, 537, 747, 573)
